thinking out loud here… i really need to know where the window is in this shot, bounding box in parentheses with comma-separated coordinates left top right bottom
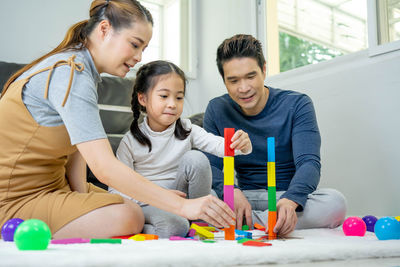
(131, 0, 196, 78)
(263, 0, 368, 75)
(368, 0, 400, 56)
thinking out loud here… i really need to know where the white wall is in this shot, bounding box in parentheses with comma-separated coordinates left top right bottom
(0, 0, 92, 64)
(1, 0, 399, 217)
(267, 50, 400, 217)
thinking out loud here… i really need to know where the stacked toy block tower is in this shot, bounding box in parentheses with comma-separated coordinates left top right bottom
(224, 128, 235, 240)
(267, 137, 277, 240)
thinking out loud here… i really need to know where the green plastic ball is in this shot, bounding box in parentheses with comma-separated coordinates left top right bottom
(14, 219, 51, 250)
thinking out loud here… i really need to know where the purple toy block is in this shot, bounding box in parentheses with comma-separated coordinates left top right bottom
(223, 185, 234, 211)
(187, 228, 196, 237)
(169, 236, 198, 241)
(51, 238, 90, 244)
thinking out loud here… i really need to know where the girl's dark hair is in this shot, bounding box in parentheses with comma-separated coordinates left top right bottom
(130, 60, 191, 152)
(2, 0, 153, 97)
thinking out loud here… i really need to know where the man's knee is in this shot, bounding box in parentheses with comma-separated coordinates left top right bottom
(297, 188, 347, 229)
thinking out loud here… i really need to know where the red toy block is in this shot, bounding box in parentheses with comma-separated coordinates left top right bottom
(242, 240, 272, 247)
(224, 128, 235, 156)
(112, 235, 134, 239)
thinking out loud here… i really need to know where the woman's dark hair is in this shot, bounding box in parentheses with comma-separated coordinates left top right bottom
(2, 0, 153, 96)
(130, 60, 190, 152)
(216, 34, 265, 80)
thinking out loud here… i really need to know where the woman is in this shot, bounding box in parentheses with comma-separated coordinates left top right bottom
(0, 0, 234, 239)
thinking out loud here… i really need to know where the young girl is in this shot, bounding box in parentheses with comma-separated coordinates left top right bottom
(0, 0, 235, 239)
(109, 60, 252, 237)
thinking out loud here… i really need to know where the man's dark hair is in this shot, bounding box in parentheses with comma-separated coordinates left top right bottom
(216, 34, 266, 79)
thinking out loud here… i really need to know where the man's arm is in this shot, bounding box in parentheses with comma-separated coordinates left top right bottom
(274, 95, 321, 236)
(281, 95, 321, 210)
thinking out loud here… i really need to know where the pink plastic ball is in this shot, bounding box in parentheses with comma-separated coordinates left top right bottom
(343, 216, 367, 236)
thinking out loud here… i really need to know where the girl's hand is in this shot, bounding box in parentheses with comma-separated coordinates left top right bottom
(231, 130, 252, 154)
(170, 189, 187, 198)
(180, 195, 236, 228)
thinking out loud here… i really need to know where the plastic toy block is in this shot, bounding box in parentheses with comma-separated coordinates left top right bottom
(90, 239, 122, 244)
(202, 226, 216, 232)
(267, 137, 275, 162)
(237, 238, 253, 243)
(192, 222, 209, 227)
(129, 235, 145, 241)
(268, 211, 277, 240)
(202, 240, 216, 243)
(190, 223, 214, 239)
(235, 229, 252, 239)
(223, 157, 234, 185)
(169, 236, 198, 241)
(187, 228, 196, 237)
(267, 187, 277, 211)
(242, 240, 272, 247)
(242, 225, 249, 230)
(51, 238, 90, 244)
(112, 235, 134, 239)
(223, 185, 234, 211)
(136, 234, 158, 240)
(224, 128, 235, 156)
(223, 225, 235, 240)
(254, 223, 266, 231)
(267, 162, 276, 187)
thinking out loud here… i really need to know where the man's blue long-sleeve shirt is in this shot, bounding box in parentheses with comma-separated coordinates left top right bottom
(203, 87, 321, 210)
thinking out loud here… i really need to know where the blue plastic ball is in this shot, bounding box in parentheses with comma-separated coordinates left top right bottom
(362, 215, 378, 232)
(1, 218, 24, 242)
(374, 216, 400, 240)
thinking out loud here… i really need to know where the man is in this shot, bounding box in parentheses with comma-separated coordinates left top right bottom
(204, 34, 346, 236)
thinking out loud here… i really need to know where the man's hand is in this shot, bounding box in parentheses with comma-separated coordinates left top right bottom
(273, 198, 298, 236)
(234, 188, 253, 230)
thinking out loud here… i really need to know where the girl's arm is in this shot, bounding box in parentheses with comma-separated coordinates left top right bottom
(65, 150, 88, 193)
(191, 124, 252, 156)
(76, 138, 235, 228)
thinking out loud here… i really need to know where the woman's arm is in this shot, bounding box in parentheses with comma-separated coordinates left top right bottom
(65, 150, 88, 193)
(77, 138, 235, 228)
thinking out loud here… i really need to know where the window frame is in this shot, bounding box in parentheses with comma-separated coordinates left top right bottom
(367, 0, 400, 57)
(129, 0, 197, 79)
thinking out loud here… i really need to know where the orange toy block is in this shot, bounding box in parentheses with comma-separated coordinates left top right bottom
(268, 211, 277, 240)
(253, 223, 266, 231)
(223, 225, 235, 240)
(136, 234, 159, 240)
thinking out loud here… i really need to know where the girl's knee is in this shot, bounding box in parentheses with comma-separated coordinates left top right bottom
(182, 150, 210, 169)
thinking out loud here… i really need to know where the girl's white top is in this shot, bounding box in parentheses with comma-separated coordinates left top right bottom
(108, 116, 251, 202)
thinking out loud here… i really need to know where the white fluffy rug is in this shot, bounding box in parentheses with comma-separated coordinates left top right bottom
(1, 228, 400, 266)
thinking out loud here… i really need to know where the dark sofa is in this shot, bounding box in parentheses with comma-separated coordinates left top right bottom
(0, 60, 204, 190)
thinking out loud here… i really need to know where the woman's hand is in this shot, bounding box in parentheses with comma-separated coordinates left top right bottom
(180, 195, 236, 228)
(231, 130, 252, 154)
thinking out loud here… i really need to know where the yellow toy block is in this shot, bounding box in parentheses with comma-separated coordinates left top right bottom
(136, 234, 159, 240)
(224, 157, 234, 185)
(129, 234, 145, 241)
(202, 226, 216, 232)
(267, 162, 276, 187)
(190, 223, 214, 239)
